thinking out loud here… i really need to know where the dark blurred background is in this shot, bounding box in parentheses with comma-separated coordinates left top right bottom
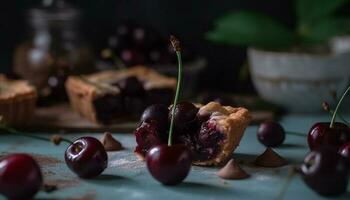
(0, 0, 298, 93)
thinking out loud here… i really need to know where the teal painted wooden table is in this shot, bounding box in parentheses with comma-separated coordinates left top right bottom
(0, 114, 349, 200)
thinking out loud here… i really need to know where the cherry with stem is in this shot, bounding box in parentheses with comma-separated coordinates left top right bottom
(257, 121, 306, 147)
(168, 35, 182, 147)
(276, 147, 349, 198)
(146, 35, 192, 185)
(308, 85, 350, 150)
(256, 95, 350, 148)
(0, 116, 108, 179)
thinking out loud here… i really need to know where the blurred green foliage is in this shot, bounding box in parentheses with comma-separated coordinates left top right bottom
(207, 0, 350, 50)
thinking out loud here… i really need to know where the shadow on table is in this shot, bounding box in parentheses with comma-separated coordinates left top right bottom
(278, 143, 305, 149)
(233, 150, 302, 167)
(344, 192, 350, 199)
(231, 152, 257, 166)
(169, 181, 242, 197)
(87, 174, 134, 186)
(37, 198, 67, 200)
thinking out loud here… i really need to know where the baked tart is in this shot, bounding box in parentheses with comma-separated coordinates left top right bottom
(0, 75, 37, 125)
(65, 66, 176, 124)
(134, 101, 252, 166)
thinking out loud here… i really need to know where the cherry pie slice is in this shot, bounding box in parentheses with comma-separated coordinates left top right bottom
(134, 102, 252, 166)
(0, 75, 37, 125)
(66, 66, 176, 124)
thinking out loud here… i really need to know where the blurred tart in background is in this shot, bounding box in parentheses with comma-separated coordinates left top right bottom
(0, 75, 37, 125)
(65, 66, 176, 124)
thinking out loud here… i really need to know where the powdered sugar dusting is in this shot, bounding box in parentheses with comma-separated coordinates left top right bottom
(108, 152, 144, 170)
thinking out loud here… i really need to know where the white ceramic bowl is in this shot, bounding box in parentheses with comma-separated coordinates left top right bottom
(248, 48, 350, 113)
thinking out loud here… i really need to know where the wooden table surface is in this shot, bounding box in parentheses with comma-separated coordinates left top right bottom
(0, 114, 349, 200)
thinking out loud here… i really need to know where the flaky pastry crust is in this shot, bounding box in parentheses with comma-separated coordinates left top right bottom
(65, 66, 176, 123)
(134, 101, 252, 166)
(194, 102, 252, 166)
(0, 75, 37, 125)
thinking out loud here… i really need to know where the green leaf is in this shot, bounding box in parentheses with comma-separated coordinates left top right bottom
(206, 11, 296, 49)
(296, 0, 348, 23)
(302, 17, 350, 44)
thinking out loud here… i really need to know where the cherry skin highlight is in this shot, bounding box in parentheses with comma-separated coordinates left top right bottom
(307, 122, 350, 150)
(338, 141, 350, 166)
(141, 104, 169, 133)
(169, 101, 199, 133)
(146, 144, 192, 185)
(65, 137, 108, 179)
(0, 154, 43, 200)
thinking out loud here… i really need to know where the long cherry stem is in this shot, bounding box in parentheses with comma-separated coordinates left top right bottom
(0, 123, 72, 145)
(322, 102, 350, 126)
(330, 85, 350, 128)
(329, 110, 350, 127)
(168, 35, 182, 146)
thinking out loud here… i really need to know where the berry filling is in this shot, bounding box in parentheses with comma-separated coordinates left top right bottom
(192, 120, 226, 161)
(134, 111, 227, 162)
(92, 76, 174, 123)
(112, 76, 145, 97)
(134, 121, 163, 157)
(93, 94, 124, 124)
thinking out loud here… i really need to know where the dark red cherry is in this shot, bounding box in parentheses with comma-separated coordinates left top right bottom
(257, 121, 285, 147)
(146, 144, 192, 185)
(141, 104, 169, 132)
(65, 137, 108, 179)
(169, 101, 199, 132)
(134, 121, 165, 157)
(300, 147, 349, 196)
(307, 122, 350, 150)
(0, 154, 43, 200)
(339, 141, 350, 166)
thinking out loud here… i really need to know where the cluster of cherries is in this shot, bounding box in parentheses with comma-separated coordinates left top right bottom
(1, 32, 349, 199)
(137, 102, 197, 185)
(256, 89, 350, 196)
(138, 36, 193, 185)
(0, 103, 197, 200)
(0, 35, 189, 199)
(0, 136, 108, 199)
(101, 23, 195, 67)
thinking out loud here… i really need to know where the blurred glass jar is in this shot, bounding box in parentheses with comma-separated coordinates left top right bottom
(14, 0, 95, 105)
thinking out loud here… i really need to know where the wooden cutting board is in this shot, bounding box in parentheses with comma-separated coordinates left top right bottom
(25, 104, 275, 132)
